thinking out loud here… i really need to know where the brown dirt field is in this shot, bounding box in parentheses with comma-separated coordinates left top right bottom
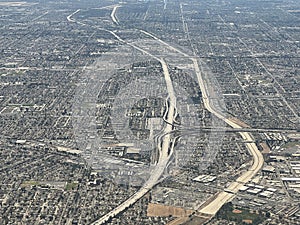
(147, 203, 194, 217)
(242, 219, 253, 224)
(232, 209, 242, 214)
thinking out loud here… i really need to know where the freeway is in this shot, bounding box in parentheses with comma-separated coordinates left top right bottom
(138, 29, 265, 217)
(198, 132, 263, 215)
(111, 5, 120, 25)
(68, 8, 180, 224)
(192, 58, 264, 216)
(91, 59, 177, 225)
(69, 5, 264, 223)
(136, 31, 264, 222)
(66, 9, 80, 22)
(177, 126, 298, 134)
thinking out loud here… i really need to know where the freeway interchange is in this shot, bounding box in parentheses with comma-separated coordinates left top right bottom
(91, 59, 178, 225)
(68, 4, 265, 224)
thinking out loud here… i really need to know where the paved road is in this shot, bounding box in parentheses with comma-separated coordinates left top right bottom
(90, 29, 264, 225)
(192, 58, 264, 215)
(91, 59, 177, 225)
(89, 40, 177, 225)
(68, 9, 177, 224)
(68, 6, 265, 223)
(67, 9, 80, 22)
(139, 28, 264, 219)
(111, 5, 120, 25)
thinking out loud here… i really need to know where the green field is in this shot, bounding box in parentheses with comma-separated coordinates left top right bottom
(216, 202, 266, 225)
(21, 181, 40, 187)
(65, 181, 78, 191)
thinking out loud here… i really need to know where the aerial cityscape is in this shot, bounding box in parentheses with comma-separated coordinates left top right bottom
(0, 0, 299, 224)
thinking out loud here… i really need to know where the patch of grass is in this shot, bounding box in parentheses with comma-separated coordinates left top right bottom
(216, 202, 266, 225)
(282, 141, 299, 149)
(21, 181, 40, 187)
(65, 181, 78, 191)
